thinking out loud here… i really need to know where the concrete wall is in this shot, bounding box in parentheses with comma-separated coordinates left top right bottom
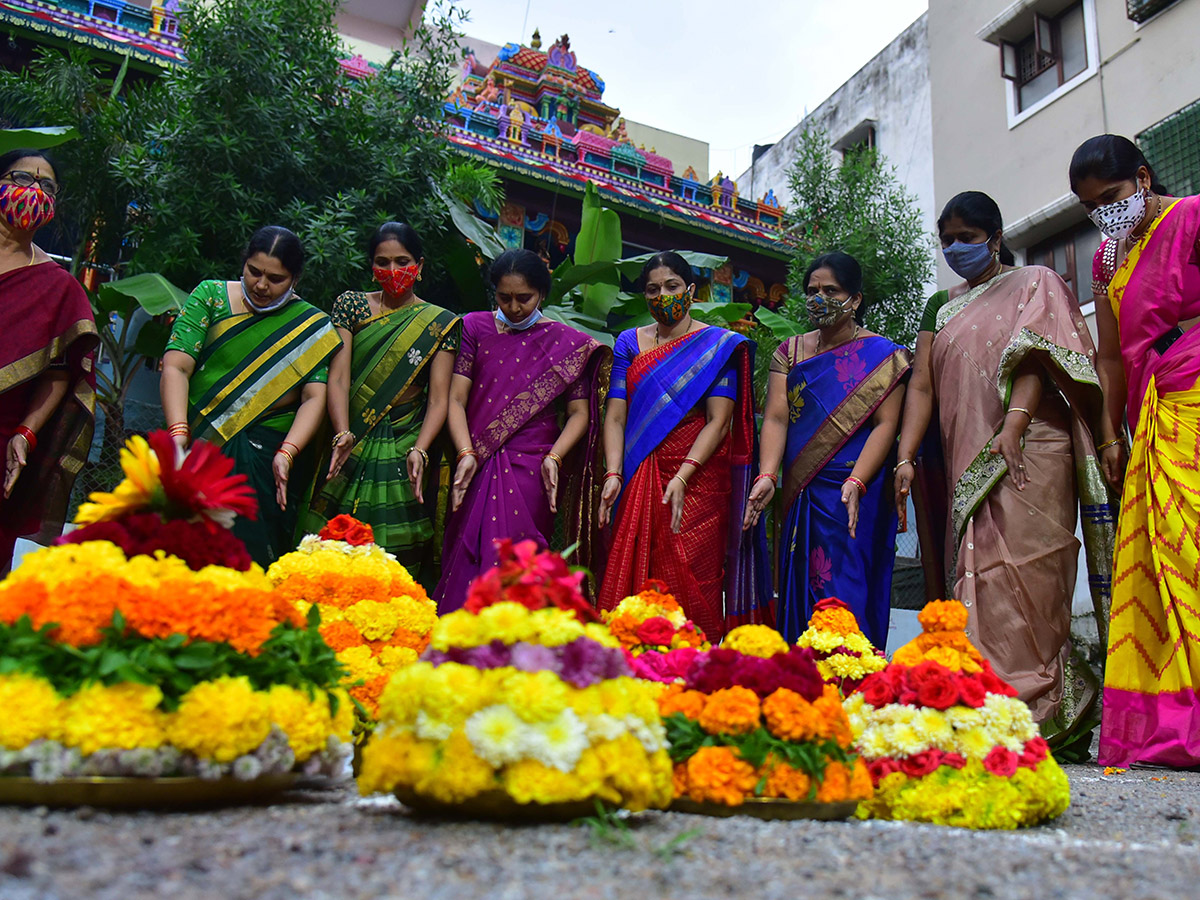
(622, 120, 710, 183)
(335, 0, 426, 65)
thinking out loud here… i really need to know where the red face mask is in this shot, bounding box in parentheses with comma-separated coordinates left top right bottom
(0, 184, 55, 232)
(373, 264, 419, 297)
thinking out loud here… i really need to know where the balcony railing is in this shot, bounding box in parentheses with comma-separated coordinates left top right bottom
(1126, 0, 1179, 23)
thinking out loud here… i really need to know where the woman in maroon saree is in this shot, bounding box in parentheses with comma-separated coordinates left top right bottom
(0, 149, 98, 573)
(434, 249, 610, 612)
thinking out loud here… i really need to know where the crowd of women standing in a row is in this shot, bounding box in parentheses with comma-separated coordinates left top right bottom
(2, 132, 1196, 771)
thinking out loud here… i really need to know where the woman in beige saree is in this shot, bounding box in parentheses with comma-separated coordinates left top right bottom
(895, 192, 1116, 750)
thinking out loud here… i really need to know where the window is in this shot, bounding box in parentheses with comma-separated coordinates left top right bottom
(1001, 2, 1088, 112)
(1026, 222, 1101, 311)
(1127, 0, 1181, 24)
(1139, 98, 1200, 198)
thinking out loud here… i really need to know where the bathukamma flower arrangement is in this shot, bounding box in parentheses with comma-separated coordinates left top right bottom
(357, 539, 673, 815)
(845, 600, 1070, 828)
(796, 597, 887, 694)
(0, 432, 352, 786)
(602, 579, 710, 656)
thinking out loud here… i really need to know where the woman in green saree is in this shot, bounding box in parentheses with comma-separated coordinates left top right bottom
(161, 226, 340, 566)
(303, 222, 459, 579)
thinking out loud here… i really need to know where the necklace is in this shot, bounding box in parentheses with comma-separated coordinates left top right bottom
(655, 315, 692, 347)
(1126, 193, 1164, 252)
(816, 323, 859, 353)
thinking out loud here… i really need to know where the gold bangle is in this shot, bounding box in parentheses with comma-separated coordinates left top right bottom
(276, 448, 295, 466)
(457, 447, 476, 462)
(1096, 437, 1125, 452)
(1006, 406, 1033, 419)
(331, 430, 354, 448)
(408, 446, 430, 466)
(894, 458, 914, 472)
(670, 474, 688, 490)
(545, 452, 563, 467)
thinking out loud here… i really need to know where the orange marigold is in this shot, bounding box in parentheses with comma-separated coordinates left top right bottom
(848, 758, 874, 801)
(386, 626, 429, 653)
(761, 688, 821, 742)
(809, 606, 860, 637)
(685, 746, 756, 806)
(320, 619, 362, 653)
(351, 673, 391, 718)
(697, 686, 762, 736)
(917, 599, 969, 633)
(812, 690, 853, 747)
(672, 762, 689, 798)
(607, 613, 641, 648)
(816, 760, 851, 803)
(659, 686, 706, 720)
(762, 759, 813, 801)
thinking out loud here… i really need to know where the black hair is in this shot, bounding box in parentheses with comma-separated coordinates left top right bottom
(639, 251, 694, 288)
(1069, 134, 1169, 195)
(0, 148, 56, 178)
(489, 248, 552, 298)
(369, 221, 423, 262)
(937, 191, 1015, 265)
(804, 250, 868, 324)
(241, 225, 305, 278)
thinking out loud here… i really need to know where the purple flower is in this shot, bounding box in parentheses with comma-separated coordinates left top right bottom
(465, 639, 512, 669)
(510, 642, 561, 674)
(420, 649, 451, 666)
(559, 637, 618, 688)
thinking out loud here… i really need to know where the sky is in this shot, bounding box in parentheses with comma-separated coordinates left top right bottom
(454, 0, 929, 178)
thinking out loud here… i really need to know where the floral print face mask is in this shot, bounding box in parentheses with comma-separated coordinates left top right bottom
(647, 290, 691, 326)
(0, 183, 55, 232)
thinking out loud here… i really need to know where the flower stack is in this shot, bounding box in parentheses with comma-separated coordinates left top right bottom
(357, 540, 674, 815)
(267, 515, 437, 718)
(796, 598, 887, 695)
(660, 624, 873, 811)
(606, 580, 710, 684)
(0, 433, 353, 785)
(845, 599, 1070, 829)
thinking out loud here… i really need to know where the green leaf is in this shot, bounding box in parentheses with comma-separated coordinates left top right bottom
(98, 273, 189, 316)
(615, 250, 729, 282)
(691, 301, 752, 324)
(538, 306, 614, 346)
(547, 260, 619, 306)
(432, 181, 507, 261)
(0, 126, 79, 154)
(131, 320, 172, 358)
(574, 182, 623, 319)
(753, 305, 808, 338)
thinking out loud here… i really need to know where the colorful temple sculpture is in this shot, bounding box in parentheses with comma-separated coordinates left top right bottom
(0, 0, 184, 69)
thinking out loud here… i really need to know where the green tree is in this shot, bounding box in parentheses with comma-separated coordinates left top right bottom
(785, 128, 934, 344)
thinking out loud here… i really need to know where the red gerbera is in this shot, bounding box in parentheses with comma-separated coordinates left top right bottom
(148, 431, 257, 526)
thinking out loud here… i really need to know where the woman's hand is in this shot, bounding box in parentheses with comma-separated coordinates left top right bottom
(541, 455, 560, 513)
(989, 426, 1027, 490)
(841, 480, 861, 539)
(598, 474, 622, 527)
(451, 454, 477, 512)
(4, 433, 29, 498)
(894, 460, 914, 516)
(273, 451, 291, 510)
(327, 433, 355, 482)
(1099, 441, 1127, 488)
(662, 475, 686, 534)
(743, 478, 775, 530)
(406, 448, 427, 504)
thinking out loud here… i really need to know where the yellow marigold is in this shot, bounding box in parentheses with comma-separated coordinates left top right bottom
(417, 663, 497, 728)
(376, 664, 429, 726)
(0, 673, 63, 749)
(475, 602, 535, 644)
(658, 685, 706, 720)
(344, 599, 400, 642)
(430, 610, 483, 651)
(502, 669, 570, 723)
(762, 759, 813, 801)
(379, 645, 419, 670)
(581, 622, 620, 649)
(532, 609, 587, 646)
(357, 728, 434, 795)
(722, 624, 788, 658)
(761, 688, 821, 742)
(502, 758, 588, 805)
(394, 595, 437, 635)
(415, 730, 497, 804)
(918, 599, 970, 633)
(61, 682, 166, 755)
(339, 645, 385, 684)
(685, 746, 757, 806)
(697, 686, 762, 736)
(816, 760, 851, 803)
(267, 686, 351, 762)
(167, 676, 270, 763)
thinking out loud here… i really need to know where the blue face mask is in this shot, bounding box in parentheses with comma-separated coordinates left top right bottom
(942, 240, 996, 281)
(495, 307, 543, 331)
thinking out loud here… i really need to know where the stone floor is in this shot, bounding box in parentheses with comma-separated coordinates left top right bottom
(0, 764, 1196, 899)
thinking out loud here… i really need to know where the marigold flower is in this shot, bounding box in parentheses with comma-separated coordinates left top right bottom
(722, 624, 788, 659)
(166, 676, 270, 763)
(697, 686, 762, 735)
(0, 673, 64, 749)
(918, 599, 970, 633)
(658, 686, 707, 720)
(762, 759, 813, 801)
(685, 746, 756, 806)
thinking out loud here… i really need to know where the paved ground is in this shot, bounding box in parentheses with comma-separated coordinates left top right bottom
(0, 764, 1196, 899)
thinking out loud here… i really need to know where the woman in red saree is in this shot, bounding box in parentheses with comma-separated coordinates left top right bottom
(598, 252, 769, 641)
(1072, 134, 1200, 767)
(0, 149, 98, 573)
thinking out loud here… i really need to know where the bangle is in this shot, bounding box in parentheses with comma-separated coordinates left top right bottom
(670, 474, 688, 490)
(755, 472, 778, 485)
(845, 475, 867, 497)
(281, 440, 300, 453)
(167, 421, 190, 434)
(682, 457, 703, 470)
(1096, 437, 1125, 452)
(457, 447, 477, 462)
(604, 471, 623, 482)
(331, 430, 353, 448)
(14, 425, 36, 451)
(894, 458, 914, 472)
(545, 452, 563, 467)
(1006, 407, 1033, 420)
(276, 447, 295, 466)
(408, 446, 429, 466)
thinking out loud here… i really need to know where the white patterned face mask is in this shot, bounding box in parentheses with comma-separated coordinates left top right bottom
(1089, 187, 1146, 241)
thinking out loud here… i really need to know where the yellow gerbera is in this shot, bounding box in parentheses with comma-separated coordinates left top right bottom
(75, 434, 162, 524)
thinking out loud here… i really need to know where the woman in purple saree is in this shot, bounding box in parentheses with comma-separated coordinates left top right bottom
(434, 249, 610, 612)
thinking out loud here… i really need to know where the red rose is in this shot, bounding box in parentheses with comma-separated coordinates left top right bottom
(982, 746, 1020, 778)
(639, 578, 671, 594)
(504, 582, 546, 612)
(899, 749, 943, 778)
(344, 522, 375, 546)
(940, 752, 967, 770)
(957, 674, 988, 708)
(813, 597, 851, 613)
(867, 758, 902, 785)
(859, 673, 897, 708)
(463, 569, 504, 612)
(319, 514, 358, 541)
(635, 616, 675, 647)
(1018, 736, 1049, 769)
(908, 661, 960, 710)
(979, 660, 1019, 697)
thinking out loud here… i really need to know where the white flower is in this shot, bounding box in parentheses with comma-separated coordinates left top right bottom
(415, 710, 454, 742)
(623, 714, 666, 753)
(408, 348, 423, 366)
(524, 709, 589, 772)
(584, 714, 627, 743)
(465, 705, 529, 767)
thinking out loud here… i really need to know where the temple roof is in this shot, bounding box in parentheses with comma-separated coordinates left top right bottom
(0, 0, 184, 68)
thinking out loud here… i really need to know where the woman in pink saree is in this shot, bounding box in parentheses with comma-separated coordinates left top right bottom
(434, 249, 610, 612)
(895, 192, 1115, 751)
(1072, 134, 1200, 767)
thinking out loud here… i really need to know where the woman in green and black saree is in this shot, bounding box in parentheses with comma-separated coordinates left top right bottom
(161, 226, 340, 566)
(302, 222, 459, 581)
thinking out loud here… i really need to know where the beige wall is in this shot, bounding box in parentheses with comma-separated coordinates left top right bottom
(928, 0, 1200, 295)
(622, 120, 709, 183)
(335, 0, 426, 65)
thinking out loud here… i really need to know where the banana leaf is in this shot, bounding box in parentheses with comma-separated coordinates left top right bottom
(574, 182, 622, 319)
(96, 272, 189, 317)
(0, 126, 78, 154)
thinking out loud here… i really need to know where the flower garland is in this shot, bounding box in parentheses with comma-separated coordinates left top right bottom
(267, 517, 437, 718)
(846, 599, 1070, 828)
(659, 634, 873, 807)
(358, 543, 673, 812)
(795, 598, 887, 693)
(602, 579, 710, 656)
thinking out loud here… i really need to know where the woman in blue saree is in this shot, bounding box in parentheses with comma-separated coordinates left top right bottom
(745, 252, 911, 646)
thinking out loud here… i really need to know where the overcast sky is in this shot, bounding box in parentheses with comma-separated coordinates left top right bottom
(455, 0, 928, 177)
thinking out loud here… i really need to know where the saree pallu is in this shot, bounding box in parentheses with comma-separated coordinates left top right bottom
(599, 327, 771, 641)
(930, 266, 1113, 727)
(1100, 195, 1200, 768)
(776, 336, 911, 646)
(434, 316, 610, 613)
(0, 263, 97, 561)
(188, 300, 339, 567)
(304, 303, 459, 578)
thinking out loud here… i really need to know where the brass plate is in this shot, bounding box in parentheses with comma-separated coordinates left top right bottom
(0, 774, 297, 809)
(669, 796, 859, 820)
(394, 787, 607, 822)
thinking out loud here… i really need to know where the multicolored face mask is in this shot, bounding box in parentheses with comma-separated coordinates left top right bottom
(647, 289, 691, 326)
(806, 293, 852, 328)
(373, 264, 419, 297)
(0, 183, 55, 232)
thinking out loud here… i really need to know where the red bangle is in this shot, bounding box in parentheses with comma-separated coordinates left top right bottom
(754, 472, 778, 485)
(281, 440, 300, 453)
(682, 457, 703, 470)
(14, 425, 36, 451)
(604, 471, 623, 481)
(845, 476, 867, 497)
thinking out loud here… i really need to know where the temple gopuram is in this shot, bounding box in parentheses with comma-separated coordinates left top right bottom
(442, 31, 791, 308)
(0, 0, 183, 71)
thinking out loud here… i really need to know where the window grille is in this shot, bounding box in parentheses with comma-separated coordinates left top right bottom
(1138, 98, 1200, 198)
(1126, 0, 1180, 24)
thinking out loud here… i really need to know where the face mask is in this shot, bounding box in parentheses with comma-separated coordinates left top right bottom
(806, 293, 852, 328)
(1089, 187, 1147, 241)
(373, 264, 419, 297)
(240, 277, 294, 314)
(942, 240, 996, 281)
(0, 183, 55, 232)
(495, 307, 543, 331)
(647, 289, 691, 326)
